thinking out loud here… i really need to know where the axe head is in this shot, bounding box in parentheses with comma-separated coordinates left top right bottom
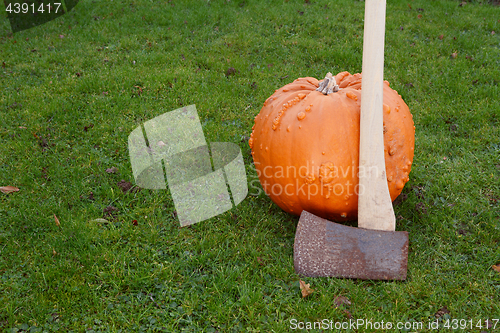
(294, 211, 408, 280)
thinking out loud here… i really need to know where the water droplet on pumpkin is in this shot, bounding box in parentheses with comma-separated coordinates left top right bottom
(248, 138, 253, 148)
(345, 202, 349, 206)
(389, 147, 396, 156)
(322, 151, 325, 155)
(298, 93, 306, 99)
(299, 126, 302, 129)
(287, 126, 291, 132)
(344, 195, 350, 200)
(265, 147, 268, 151)
(260, 143, 263, 150)
(283, 89, 289, 92)
(407, 160, 412, 166)
(395, 107, 400, 112)
(297, 112, 306, 120)
(341, 212, 347, 218)
(300, 85, 306, 89)
(396, 180, 404, 190)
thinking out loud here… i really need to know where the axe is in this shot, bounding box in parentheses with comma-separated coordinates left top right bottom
(293, 0, 409, 280)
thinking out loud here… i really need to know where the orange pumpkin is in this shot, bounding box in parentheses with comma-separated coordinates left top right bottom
(249, 72, 415, 221)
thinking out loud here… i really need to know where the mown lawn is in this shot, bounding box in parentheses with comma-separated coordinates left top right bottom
(0, 0, 499, 332)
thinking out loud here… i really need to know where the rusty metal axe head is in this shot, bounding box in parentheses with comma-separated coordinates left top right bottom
(294, 210, 408, 280)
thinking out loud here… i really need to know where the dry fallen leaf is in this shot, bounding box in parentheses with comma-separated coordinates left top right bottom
(334, 295, 351, 308)
(134, 85, 143, 96)
(492, 264, 500, 273)
(52, 249, 57, 256)
(0, 186, 20, 194)
(54, 214, 60, 227)
(103, 205, 118, 216)
(89, 218, 109, 223)
(106, 167, 118, 173)
(225, 67, 236, 77)
(117, 180, 139, 193)
(299, 280, 314, 298)
(435, 306, 450, 318)
(117, 180, 132, 192)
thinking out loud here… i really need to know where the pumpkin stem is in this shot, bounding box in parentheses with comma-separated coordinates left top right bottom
(316, 72, 340, 95)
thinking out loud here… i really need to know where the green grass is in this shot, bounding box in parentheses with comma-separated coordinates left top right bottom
(0, 0, 499, 332)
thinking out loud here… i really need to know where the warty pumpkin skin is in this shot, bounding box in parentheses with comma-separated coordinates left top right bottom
(249, 71, 415, 222)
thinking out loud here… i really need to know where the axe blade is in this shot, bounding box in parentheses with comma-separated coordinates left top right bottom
(294, 211, 408, 280)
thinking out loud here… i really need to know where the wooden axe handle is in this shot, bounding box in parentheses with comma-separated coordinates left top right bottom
(358, 0, 396, 231)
